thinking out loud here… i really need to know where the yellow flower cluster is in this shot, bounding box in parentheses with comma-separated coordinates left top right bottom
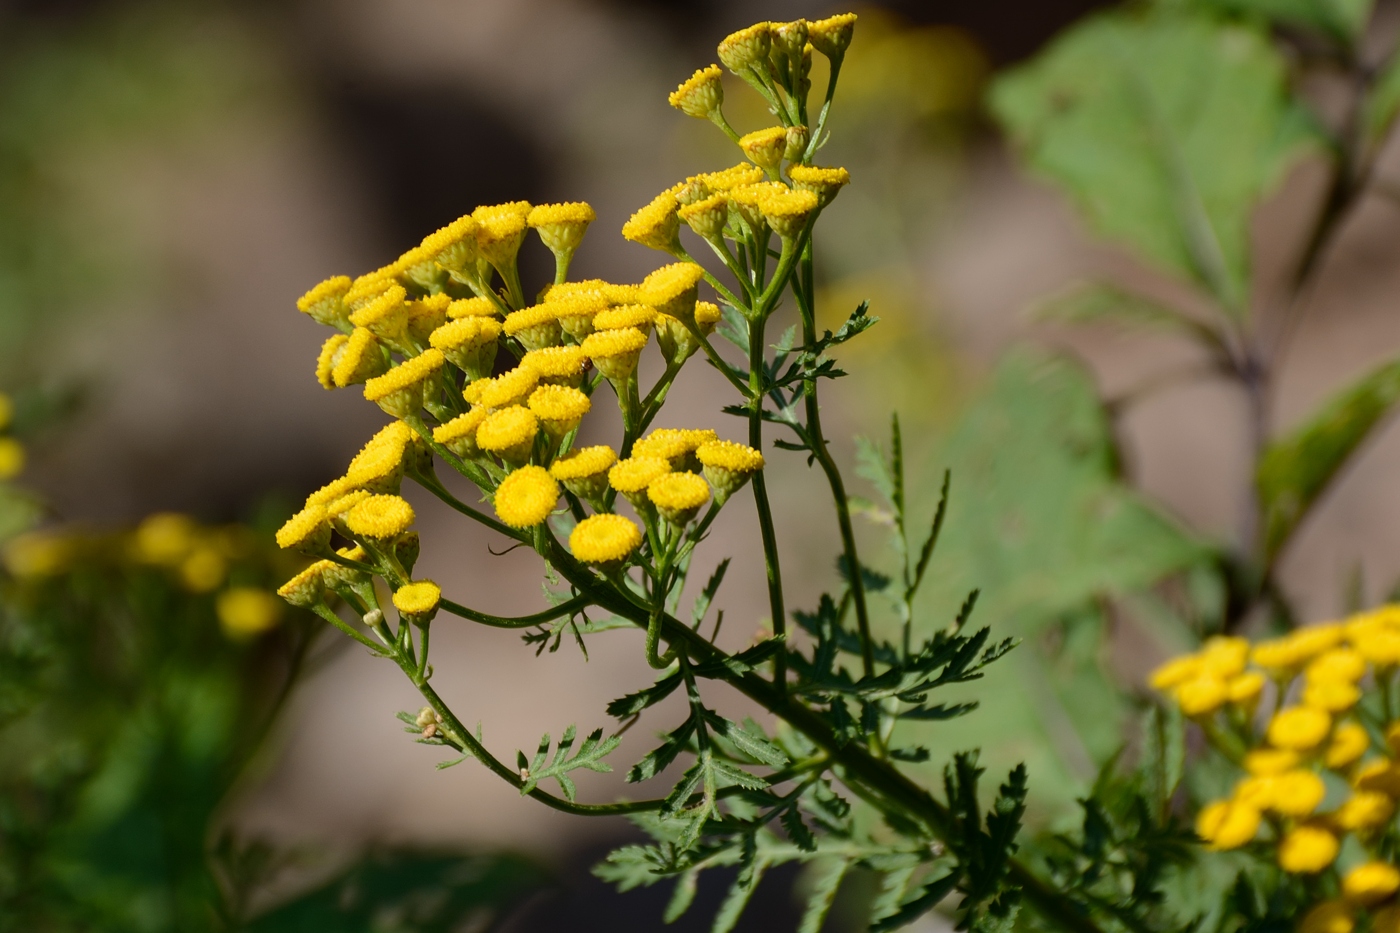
(0, 391, 24, 482)
(1155, 612, 1400, 927)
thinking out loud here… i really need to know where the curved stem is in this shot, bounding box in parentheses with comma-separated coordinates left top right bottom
(747, 310, 787, 690)
(439, 593, 593, 629)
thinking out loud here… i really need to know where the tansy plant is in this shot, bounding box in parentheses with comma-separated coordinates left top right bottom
(273, 14, 1086, 933)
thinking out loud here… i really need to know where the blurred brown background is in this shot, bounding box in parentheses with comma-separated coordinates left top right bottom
(5, 0, 1400, 927)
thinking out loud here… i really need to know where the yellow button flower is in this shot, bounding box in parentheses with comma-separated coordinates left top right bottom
(550, 445, 617, 503)
(1279, 825, 1340, 873)
(503, 304, 564, 352)
(419, 214, 479, 278)
(493, 466, 559, 529)
(569, 513, 643, 566)
(1267, 706, 1331, 751)
(581, 327, 649, 382)
(1174, 674, 1227, 718)
(447, 296, 498, 319)
(1343, 862, 1400, 906)
(528, 384, 591, 439)
(807, 12, 857, 60)
(609, 455, 671, 509)
(760, 187, 819, 239)
(474, 366, 540, 411)
(316, 333, 349, 390)
(1325, 722, 1371, 770)
(622, 188, 681, 253)
(648, 472, 711, 526)
(473, 201, 532, 268)
(332, 327, 387, 388)
(521, 346, 588, 386)
(717, 21, 772, 72)
(393, 580, 442, 622)
(1307, 647, 1367, 684)
(678, 193, 728, 242)
(343, 494, 415, 541)
(1195, 799, 1260, 850)
(276, 505, 330, 554)
(433, 408, 489, 459)
(1354, 759, 1400, 796)
(1197, 636, 1249, 678)
(528, 201, 595, 258)
(594, 303, 657, 334)
(477, 406, 540, 466)
(788, 164, 851, 208)
(1244, 748, 1298, 775)
(363, 349, 445, 419)
(216, 587, 282, 639)
(669, 64, 724, 119)
(638, 262, 705, 320)
(430, 316, 502, 380)
(1149, 654, 1200, 691)
(1304, 679, 1362, 713)
(297, 274, 353, 329)
(277, 562, 331, 608)
(1226, 671, 1265, 708)
(697, 439, 764, 504)
(1335, 790, 1395, 832)
(1269, 769, 1326, 817)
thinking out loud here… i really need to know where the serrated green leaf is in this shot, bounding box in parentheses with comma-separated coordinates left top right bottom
(704, 712, 789, 768)
(711, 856, 767, 933)
(664, 869, 700, 922)
(993, 9, 1320, 311)
(518, 725, 618, 800)
(629, 718, 696, 783)
(870, 870, 960, 933)
(607, 671, 683, 719)
(1257, 356, 1400, 560)
(797, 858, 849, 933)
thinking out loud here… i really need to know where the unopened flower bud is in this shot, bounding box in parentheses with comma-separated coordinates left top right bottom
(718, 22, 773, 73)
(783, 125, 810, 163)
(739, 126, 788, 174)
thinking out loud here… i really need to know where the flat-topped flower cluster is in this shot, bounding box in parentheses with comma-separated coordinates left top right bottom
(1153, 609, 1400, 931)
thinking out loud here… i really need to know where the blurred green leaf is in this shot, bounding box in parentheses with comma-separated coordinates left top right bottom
(1257, 356, 1400, 562)
(992, 10, 1319, 313)
(1189, 0, 1373, 43)
(900, 349, 1215, 814)
(245, 850, 547, 933)
(0, 486, 42, 543)
(1034, 281, 1224, 350)
(1365, 51, 1400, 143)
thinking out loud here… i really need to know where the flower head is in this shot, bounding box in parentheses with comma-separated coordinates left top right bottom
(1299, 901, 1354, 933)
(739, 126, 788, 173)
(1344, 864, 1400, 906)
(594, 303, 657, 334)
(332, 328, 388, 387)
(808, 12, 857, 61)
(1336, 791, 1395, 832)
(298, 275, 353, 329)
(347, 421, 414, 493)
(430, 316, 502, 380)
(521, 346, 588, 386)
(448, 296, 499, 319)
(217, 587, 282, 639)
(504, 303, 564, 351)
(788, 164, 851, 207)
(1244, 748, 1298, 775)
(609, 455, 671, 510)
(316, 334, 350, 390)
(393, 580, 442, 621)
(477, 406, 540, 465)
(550, 445, 617, 503)
(528, 202, 596, 257)
(678, 194, 729, 242)
(363, 348, 445, 418)
(1325, 722, 1370, 770)
(277, 562, 331, 608)
(1252, 624, 1343, 670)
(570, 513, 642, 566)
(474, 366, 540, 411)
(528, 384, 591, 439)
(1175, 675, 1227, 718)
(718, 22, 773, 73)
(648, 471, 711, 525)
(1269, 769, 1326, 816)
(473, 201, 532, 267)
(344, 494, 415, 541)
(349, 284, 409, 342)
(276, 505, 330, 554)
(622, 188, 682, 253)
(670, 64, 724, 118)
(638, 262, 705, 320)
(433, 407, 490, 458)
(632, 427, 717, 471)
(1195, 799, 1259, 850)
(1267, 706, 1332, 751)
(581, 327, 649, 381)
(1278, 824, 1340, 873)
(700, 163, 765, 191)
(760, 187, 819, 239)
(420, 214, 480, 277)
(494, 465, 559, 528)
(697, 439, 764, 504)
(1308, 647, 1367, 683)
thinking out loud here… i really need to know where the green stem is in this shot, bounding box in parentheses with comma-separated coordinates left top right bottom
(439, 593, 593, 629)
(746, 310, 787, 690)
(794, 242, 875, 679)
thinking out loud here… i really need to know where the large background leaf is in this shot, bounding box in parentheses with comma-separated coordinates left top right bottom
(1257, 357, 1400, 561)
(991, 9, 1318, 312)
(895, 350, 1216, 816)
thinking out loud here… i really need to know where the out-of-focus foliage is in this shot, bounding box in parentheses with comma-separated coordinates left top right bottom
(889, 351, 1215, 811)
(0, 1, 283, 380)
(992, 7, 1317, 313)
(0, 506, 548, 932)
